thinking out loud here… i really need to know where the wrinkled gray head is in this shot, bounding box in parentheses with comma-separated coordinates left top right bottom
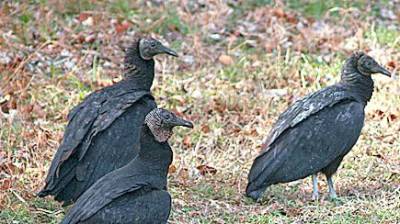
(139, 38, 178, 60)
(357, 53, 391, 76)
(144, 108, 193, 143)
(343, 52, 391, 77)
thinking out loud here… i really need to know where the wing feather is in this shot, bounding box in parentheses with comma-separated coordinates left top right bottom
(61, 169, 165, 224)
(247, 101, 365, 195)
(263, 84, 358, 150)
(41, 88, 153, 191)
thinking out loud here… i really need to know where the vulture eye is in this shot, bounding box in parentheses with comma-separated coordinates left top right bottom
(163, 113, 171, 120)
(151, 42, 156, 47)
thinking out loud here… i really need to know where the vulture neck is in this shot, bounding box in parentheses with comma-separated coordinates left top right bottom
(123, 41, 155, 90)
(135, 126, 173, 175)
(340, 64, 374, 104)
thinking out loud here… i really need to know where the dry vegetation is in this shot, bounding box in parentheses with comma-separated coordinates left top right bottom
(1, 0, 400, 223)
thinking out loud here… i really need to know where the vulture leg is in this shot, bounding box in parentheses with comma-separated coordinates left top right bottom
(327, 176, 337, 199)
(312, 174, 319, 200)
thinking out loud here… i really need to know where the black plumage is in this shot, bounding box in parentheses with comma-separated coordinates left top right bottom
(61, 108, 193, 224)
(38, 38, 178, 205)
(246, 52, 391, 200)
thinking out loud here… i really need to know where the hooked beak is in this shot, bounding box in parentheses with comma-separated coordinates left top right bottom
(374, 64, 391, 77)
(170, 116, 194, 129)
(159, 44, 178, 57)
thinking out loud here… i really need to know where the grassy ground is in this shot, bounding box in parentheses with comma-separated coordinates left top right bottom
(1, 0, 399, 223)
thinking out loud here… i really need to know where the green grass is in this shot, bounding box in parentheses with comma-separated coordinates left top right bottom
(0, 194, 63, 224)
(1, 0, 399, 223)
(286, 0, 365, 19)
(0, 208, 36, 224)
(151, 8, 191, 35)
(108, 0, 136, 17)
(365, 25, 400, 48)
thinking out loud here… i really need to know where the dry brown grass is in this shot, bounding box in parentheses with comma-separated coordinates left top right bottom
(1, 1, 399, 223)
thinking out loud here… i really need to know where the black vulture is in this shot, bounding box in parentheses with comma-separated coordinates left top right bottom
(60, 108, 193, 224)
(38, 37, 178, 205)
(246, 52, 391, 201)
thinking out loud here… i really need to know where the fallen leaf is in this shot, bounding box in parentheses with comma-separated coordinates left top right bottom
(212, 99, 227, 113)
(78, 13, 90, 22)
(388, 113, 398, 122)
(115, 21, 130, 34)
(0, 162, 18, 175)
(0, 179, 12, 191)
(248, 129, 258, 136)
(285, 13, 298, 24)
(168, 164, 177, 174)
(272, 8, 285, 18)
(176, 168, 189, 186)
(183, 136, 191, 147)
(201, 124, 210, 133)
(218, 55, 234, 65)
(196, 164, 217, 176)
(387, 60, 397, 69)
(168, 24, 179, 32)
